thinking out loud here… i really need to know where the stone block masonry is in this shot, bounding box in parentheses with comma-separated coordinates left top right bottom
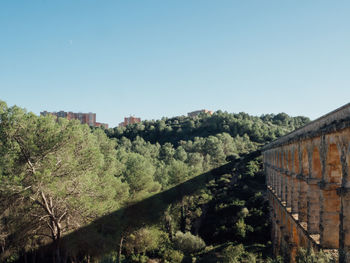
(262, 103, 350, 263)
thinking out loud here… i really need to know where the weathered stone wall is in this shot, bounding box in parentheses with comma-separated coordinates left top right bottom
(262, 103, 350, 263)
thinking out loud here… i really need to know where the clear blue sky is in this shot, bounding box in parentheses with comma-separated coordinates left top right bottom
(1, 1, 349, 127)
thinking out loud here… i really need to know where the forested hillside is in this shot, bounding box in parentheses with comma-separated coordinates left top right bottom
(106, 111, 309, 146)
(100, 111, 310, 262)
(0, 101, 311, 263)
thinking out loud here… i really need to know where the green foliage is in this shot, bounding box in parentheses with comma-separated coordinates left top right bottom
(234, 218, 248, 238)
(199, 153, 269, 248)
(265, 256, 284, 263)
(295, 248, 337, 263)
(174, 146, 188, 162)
(0, 99, 310, 262)
(222, 244, 257, 263)
(121, 152, 161, 200)
(167, 160, 190, 185)
(160, 143, 176, 164)
(174, 231, 206, 254)
(99, 251, 119, 263)
(107, 111, 310, 147)
(163, 249, 184, 263)
(124, 227, 169, 256)
(0, 101, 129, 260)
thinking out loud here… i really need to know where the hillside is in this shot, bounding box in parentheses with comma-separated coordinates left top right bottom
(0, 101, 310, 263)
(106, 111, 310, 146)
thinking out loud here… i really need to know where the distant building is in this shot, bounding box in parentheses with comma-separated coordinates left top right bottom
(119, 116, 141, 127)
(40, 111, 108, 129)
(94, 122, 109, 129)
(187, 109, 213, 118)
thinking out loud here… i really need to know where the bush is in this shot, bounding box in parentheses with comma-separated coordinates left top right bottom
(125, 227, 170, 256)
(265, 256, 283, 263)
(295, 248, 336, 263)
(129, 254, 149, 263)
(173, 231, 206, 254)
(222, 244, 256, 263)
(163, 249, 184, 263)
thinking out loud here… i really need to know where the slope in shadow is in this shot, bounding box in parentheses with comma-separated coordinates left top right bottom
(12, 160, 240, 263)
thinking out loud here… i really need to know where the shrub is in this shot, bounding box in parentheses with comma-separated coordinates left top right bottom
(295, 248, 336, 263)
(163, 249, 184, 263)
(222, 244, 256, 263)
(125, 227, 169, 256)
(173, 231, 206, 254)
(265, 256, 283, 263)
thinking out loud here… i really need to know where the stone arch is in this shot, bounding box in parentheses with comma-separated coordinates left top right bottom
(302, 148, 309, 176)
(326, 143, 342, 184)
(293, 148, 299, 174)
(311, 146, 322, 179)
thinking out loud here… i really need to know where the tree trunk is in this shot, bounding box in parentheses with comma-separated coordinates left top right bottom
(63, 249, 68, 263)
(53, 239, 61, 263)
(181, 200, 186, 232)
(165, 215, 173, 241)
(31, 250, 36, 263)
(118, 235, 124, 263)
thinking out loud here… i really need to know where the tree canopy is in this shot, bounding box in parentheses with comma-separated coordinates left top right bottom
(106, 111, 310, 146)
(0, 101, 128, 261)
(0, 101, 313, 263)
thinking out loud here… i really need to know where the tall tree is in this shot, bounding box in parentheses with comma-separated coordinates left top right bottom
(0, 102, 128, 262)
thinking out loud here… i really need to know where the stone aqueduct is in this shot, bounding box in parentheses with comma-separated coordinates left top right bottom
(262, 103, 350, 262)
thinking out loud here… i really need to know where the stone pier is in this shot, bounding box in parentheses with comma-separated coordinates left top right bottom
(262, 103, 350, 263)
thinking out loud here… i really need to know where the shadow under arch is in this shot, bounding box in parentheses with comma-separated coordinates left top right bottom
(10, 150, 261, 263)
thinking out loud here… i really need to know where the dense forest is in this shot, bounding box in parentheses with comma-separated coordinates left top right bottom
(2, 100, 329, 263)
(106, 111, 309, 147)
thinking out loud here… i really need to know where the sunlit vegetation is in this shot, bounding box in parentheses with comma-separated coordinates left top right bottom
(0, 101, 312, 262)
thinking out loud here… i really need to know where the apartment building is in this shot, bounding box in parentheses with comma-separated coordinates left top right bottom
(40, 111, 108, 129)
(119, 116, 141, 127)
